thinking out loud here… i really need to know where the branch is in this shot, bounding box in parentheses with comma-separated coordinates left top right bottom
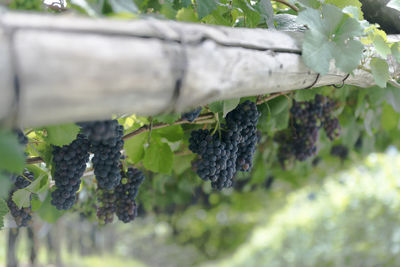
(274, 0, 299, 12)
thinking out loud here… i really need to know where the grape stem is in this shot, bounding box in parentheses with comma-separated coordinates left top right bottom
(274, 0, 299, 12)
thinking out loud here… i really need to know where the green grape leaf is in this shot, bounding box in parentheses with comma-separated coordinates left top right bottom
(381, 104, 399, 131)
(273, 109, 290, 131)
(325, 0, 362, 9)
(298, 4, 363, 74)
(370, 57, 390, 88)
(385, 84, 400, 112)
(332, 39, 363, 73)
(37, 193, 65, 223)
(294, 89, 317, 101)
(45, 123, 80, 147)
(0, 198, 8, 230)
(31, 194, 42, 212)
(255, 0, 275, 29)
(209, 101, 224, 114)
(108, 0, 139, 13)
(268, 95, 289, 116)
(223, 98, 240, 117)
(233, 0, 260, 27)
(391, 43, 400, 63)
(0, 173, 12, 199)
(176, 7, 199, 22)
(387, 0, 400, 11)
(26, 173, 48, 195)
(196, 0, 217, 19)
(143, 140, 174, 174)
(173, 154, 196, 175)
(297, 0, 321, 8)
(161, 0, 177, 19)
(153, 113, 181, 124)
(373, 35, 391, 59)
(125, 132, 148, 164)
(0, 130, 25, 174)
(12, 188, 31, 208)
(181, 0, 192, 8)
(153, 125, 184, 142)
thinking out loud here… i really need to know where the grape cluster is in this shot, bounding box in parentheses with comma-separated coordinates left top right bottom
(115, 168, 145, 223)
(226, 101, 260, 171)
(274, 95, 340, 166)
(330, 145, 348, 160)
(181, 107, 202, 122)
(51, 134, 90, 210)
(96, 167, 145, 224)
(7, 170, 35, 227)
(79, 120, 124, 190)
(96, 189, 116, 224)
(189, 101, 260, 190)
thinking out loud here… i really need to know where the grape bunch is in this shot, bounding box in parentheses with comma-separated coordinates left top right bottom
(226, 100, 260, 171)
(51, 134, 90, 210)
(189, 101, 260, 190)
(79, 120, 124, 190)
(274, 95, 341, 166)
(96, 167, 145, 224)
(181, 107, 202, 122)
(96, 188, 117, 224)
(7, 170, 35, 227)
(115, 167, 145, 223)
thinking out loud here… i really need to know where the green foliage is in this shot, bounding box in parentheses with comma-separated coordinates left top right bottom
(143, 139, 174, 174)
(0, 199, 8, 230)
(44, 123, 80, 146)
(0, 130, 25, 174)
(370, 57, 390, 88)
(297, 4, 363, 74)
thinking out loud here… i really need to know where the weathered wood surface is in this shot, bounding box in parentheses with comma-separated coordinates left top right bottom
(0, 10, 395, 127)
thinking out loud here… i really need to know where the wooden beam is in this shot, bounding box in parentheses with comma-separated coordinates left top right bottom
(0, 10, 396, 128)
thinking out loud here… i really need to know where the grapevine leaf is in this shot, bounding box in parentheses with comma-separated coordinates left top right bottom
(233, 0, 260, 27)
(31, 194, 42, 212)
(373, 35, 391, 59)
(332, 39, 363, 73)
(325, 0, 362, 9)
(209, 101, 224, 114)
(275, 14, 306, 31)
(37, 193, 65, 223)
(381, 104, 399, 131)
(26, 173, 48, 194)
(223, 99, 240, 117)
(268, 96, 289, 116)
(196, 0, 217, 19)
(0, 173, 12, 199)
(108, 0, 139, 13)
(273, 109, 290, 131)
(0, 198, 8, 230)
(255, 0, 275, 29)
(125, 132, 148, 164)
(391, 43, 400, 63)
(153, 113, 181, 124)
(45, 123, 80, 147)
(387, 0, 400, 11)
(161, 0, 177, 19)
(294, 90, 317, 102)
(173, 154, 196, 175)
(176, 7, 198, 22)
(143, 140, 174, 174)
(385, 84, 400, 112)
(301, 30, 333, 75)
(153, 125, 184, 142)
(370, 57, 390, 88)
(12, 189, 31, 208)
(181, 0, 192, 8)
(0, 130, 25, 174)
(297, 0, 321, 8)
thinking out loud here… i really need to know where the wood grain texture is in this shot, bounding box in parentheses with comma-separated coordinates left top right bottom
(0, 11, 397, 128)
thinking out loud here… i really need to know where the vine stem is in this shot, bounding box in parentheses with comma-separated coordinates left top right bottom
(274, 0, 299, 12)
(26, 93, 291, 165)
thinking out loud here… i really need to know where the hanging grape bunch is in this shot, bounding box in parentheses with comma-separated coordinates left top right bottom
(51, 134, 90, 210)
(189, 101, 260, 190)
(274, 94, 341, 167)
